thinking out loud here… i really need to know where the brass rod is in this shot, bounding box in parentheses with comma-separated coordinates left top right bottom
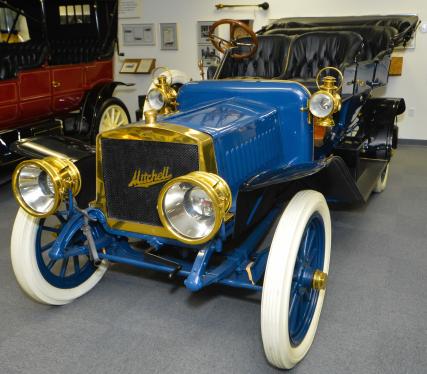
(215, 2, 269, 10)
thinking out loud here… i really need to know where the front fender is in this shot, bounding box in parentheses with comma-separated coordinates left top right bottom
(242, 159, 329, 192)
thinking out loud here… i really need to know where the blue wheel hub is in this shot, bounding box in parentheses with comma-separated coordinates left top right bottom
(36, 211, 96, 289)
(289, 212, 325, 346)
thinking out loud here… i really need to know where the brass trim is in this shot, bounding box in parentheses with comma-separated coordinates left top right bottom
(246, 261, 255, 285)
(12, 157, 81, 218)
(93, 122, 218, 239)
(157, 171, 232, 245)
(312, 270, 328, 290)
(144, 110, 157, 124)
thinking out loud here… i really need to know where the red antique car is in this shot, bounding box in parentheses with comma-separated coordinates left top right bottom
(0, 0, 130, 167)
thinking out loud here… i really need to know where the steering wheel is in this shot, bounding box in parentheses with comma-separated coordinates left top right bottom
(208, 19, 258, 59)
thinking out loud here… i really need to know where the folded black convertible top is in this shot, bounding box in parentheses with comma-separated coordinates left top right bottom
(258, 15, 419, 46)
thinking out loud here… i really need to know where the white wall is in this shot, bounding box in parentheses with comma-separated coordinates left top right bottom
(115, 0, 427, 140)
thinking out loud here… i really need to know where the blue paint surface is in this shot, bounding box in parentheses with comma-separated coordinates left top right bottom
(164, 80, 313, 195)
(289, 212, 325, 346)
(36, 212, 96, 289)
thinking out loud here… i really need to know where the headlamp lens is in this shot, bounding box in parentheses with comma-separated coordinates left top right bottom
(17, 164, 56, 215)
(309, 92, 334, 118)
(147, 88, 165, 111)
(163, 182, 216, 240)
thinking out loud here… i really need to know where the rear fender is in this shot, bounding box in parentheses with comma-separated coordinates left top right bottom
(360, 97, 405, 160)
(77, 81, 133, 135)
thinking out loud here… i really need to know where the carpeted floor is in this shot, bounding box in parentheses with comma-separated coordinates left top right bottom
(0, 145, 426, 374)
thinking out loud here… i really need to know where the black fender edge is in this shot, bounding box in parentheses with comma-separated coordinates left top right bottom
(78, 81, 134, 136)
(11, 136, 96, 208)
(360, 97, 405, 160)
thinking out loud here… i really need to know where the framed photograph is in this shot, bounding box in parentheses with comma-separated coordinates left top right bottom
(198, 45, 220, 67)
(197, 21, 217, 44)
(120, 59, 140, 74)
(136, 58, 156, 74)
(160, 23, 178, 50)
(123, 23, 155, 46)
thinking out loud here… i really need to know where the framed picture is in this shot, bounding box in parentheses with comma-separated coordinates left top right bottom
(197, 21, 217, 44)
(120, 59, 140, 74)
(136, 58, 156, 74)
(160, 23, 178, 50)
(123, 23, 155, 46)
(198, 44, 220, 67)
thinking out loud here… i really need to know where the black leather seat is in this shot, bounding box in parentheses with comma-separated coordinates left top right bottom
(264, 26, 397, 61)
(279, 31, 363, 82)
(216, 35, 292, 79)
(0, 42, 47, 79)
(50, 38, 101, 65)
(258, 15, 418, 46)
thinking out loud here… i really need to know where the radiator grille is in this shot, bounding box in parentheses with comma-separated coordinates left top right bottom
(101, 138, 199, 225)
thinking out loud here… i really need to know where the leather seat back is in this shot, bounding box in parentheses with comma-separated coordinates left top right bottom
(0, 42, 47, 79)
(281, 31, 363, 80)
(264, 26, 396, 61)
(217, 35, 292, 79)
(50, 38, 100, 65)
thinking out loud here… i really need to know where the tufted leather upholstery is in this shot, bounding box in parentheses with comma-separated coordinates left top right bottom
(280, 31, 363, 80)
(260, 15, 417, 34)
(0, 42, 47, 80)
(50, 38, 104, 65)
(217, 35, 292, 79)
(258, 15, 418, 47)
(264, 26, 397, 61)
(0, 56, 11, 80)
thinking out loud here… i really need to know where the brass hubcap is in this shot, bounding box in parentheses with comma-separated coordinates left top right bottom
(312, 270, 328, 290)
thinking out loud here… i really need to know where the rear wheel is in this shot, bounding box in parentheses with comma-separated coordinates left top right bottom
(373, 163, 389, 193)
(261, 190, 331, 369)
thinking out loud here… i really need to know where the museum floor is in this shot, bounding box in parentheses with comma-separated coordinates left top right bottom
(0, 145, 426, 374)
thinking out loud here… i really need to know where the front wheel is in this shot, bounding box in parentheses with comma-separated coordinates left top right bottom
(11, 208, 108, 305)
(261, 190, 331, 369)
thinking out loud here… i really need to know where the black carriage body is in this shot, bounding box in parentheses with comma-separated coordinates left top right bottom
(0, 0, 123, 168)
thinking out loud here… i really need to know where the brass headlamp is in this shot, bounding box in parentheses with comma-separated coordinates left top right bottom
(12, 157, 81, 217)
(157, 171, 232, 245)
(309, 67, 343, 127)
(146, 68, 178, 115)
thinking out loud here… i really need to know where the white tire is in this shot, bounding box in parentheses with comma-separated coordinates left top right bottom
(261, 190, 331, 369)
(143, 69, 189, 115)
(373, 163, 389, 193)
(11, 208, 108, 305)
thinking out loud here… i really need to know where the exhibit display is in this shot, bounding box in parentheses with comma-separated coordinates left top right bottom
(0, 0, 131, 168)
(7, 13, 419, 370)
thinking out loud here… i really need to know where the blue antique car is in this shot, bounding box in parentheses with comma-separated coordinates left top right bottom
(9, 16, 418, 369)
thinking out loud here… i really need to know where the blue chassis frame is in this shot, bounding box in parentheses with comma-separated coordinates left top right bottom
(47, 193, 281, 293)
